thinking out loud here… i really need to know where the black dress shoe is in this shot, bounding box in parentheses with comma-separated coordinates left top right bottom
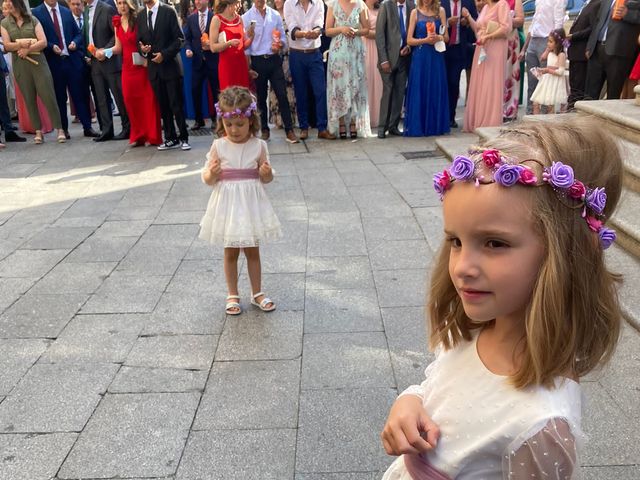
(450, 120, 459, 128)
(388, 128, 403, 136)
(113, 130, 129, 141)
(93, 132, 113, 142)
(64, 130, 71, 140)
(377, 130, 386, 139)
(84, 128, 99, 137)
(4, 130, 26, 142)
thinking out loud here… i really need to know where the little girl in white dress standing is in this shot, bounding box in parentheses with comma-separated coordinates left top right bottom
(530, 28, 569, 114)
(199, 86, 282, 315)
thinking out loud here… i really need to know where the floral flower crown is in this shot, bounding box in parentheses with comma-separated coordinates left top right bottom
(215, 101, 257, 119)
(433, 148, 616, 249)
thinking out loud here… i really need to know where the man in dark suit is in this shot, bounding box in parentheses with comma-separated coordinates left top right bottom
(376, 0, 415, 138)
(585, 0, 640, 100)
(568, 0, 601, 108)
(443, 0, 477, 128)
(184, 0, 218, 131)
(33, 0, 98, 139)
(137, 0, 190, 151)
(83, 0, 129, 141)
(0, 53, 26, 143)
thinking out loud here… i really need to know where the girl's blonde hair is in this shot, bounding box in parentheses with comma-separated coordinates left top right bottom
(428, 117, 623, 389)
(418, 0, 441, 13)
(215, 86, 261, 138)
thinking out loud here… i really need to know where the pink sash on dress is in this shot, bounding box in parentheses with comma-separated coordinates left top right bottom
(403, 454, 453, 480)
(219, 168, 259, 181)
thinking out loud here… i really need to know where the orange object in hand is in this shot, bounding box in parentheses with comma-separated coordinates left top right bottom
(201, 32, 209, 43)
(87, 43, 96, 55)
(612, 0, 626, 20)
(426, 22, 435, 35)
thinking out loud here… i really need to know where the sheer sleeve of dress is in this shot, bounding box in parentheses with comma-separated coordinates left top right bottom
(502, 418, 579, 480)
(204, 140, 220, 166)
(398, 350, 440, 400)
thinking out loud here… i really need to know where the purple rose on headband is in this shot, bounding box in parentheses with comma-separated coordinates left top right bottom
(450, 155, 475, 181)
(482, 149, 502, 167)
(586, 187, 607, 214)
(598, 227, 616, 249)
(494, 164, 523, 187)
(545, 162, 574, 189)
(433, 170, 452, 196)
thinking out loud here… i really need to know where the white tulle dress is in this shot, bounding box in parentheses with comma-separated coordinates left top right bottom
(199, 136, 282, 248)
(382, 330, 582, 480)
(530, 52, 569, 107)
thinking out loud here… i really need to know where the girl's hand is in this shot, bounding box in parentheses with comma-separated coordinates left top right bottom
(17, 48, 29, 59)
(259, 161, 273, 181)
(342, 26, 355, 38)
(381, 395, 440, 456)
(207, 157, 222, 177)
(228, 38, 241, 48)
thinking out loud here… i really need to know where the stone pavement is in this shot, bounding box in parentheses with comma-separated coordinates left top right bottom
(0, 124, 638, 480)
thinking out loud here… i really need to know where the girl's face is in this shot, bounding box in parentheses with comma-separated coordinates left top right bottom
(443, 181, 545, 327)
(221, 112, 251, 143)
(547, 36, 557, 52)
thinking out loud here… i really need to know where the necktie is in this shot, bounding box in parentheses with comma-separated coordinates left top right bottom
(199, 12, 206, 34)
(148, 9, 153, 33)
(77, 16, 82, 30)
(51, 6, 64, 50)
(450, 0, 458, 44)
(399, 4, 406, 47)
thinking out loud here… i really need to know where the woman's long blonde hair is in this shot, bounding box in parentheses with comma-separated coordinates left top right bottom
(428, 118, 623, 389)
(418, 0, 441, 13)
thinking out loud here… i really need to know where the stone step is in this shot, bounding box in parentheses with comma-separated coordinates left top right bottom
(611, 188, 640, 260)
(606, 244, 640, 331)
(575, 99, 640, 146)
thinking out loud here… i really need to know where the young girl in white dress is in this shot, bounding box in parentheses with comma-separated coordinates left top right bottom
(530, 29, 568, 114)
(381, 118, 623, 479)
(199, 86, 282, 315)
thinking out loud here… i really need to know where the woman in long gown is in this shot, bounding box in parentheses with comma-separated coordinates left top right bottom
(209, 0, 251, 90)
(112, 0, 162, 146)
(502, 0, 523, 121)
(462, 0, 511, 132)
(403, 0, 449, 137)
(325, 0, 371, 139)
(363, 0, 382, 129)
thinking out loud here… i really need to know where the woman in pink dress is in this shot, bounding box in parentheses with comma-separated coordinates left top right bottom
(462, 0, 511, 132)
(364, 0, 382, 128)
(112, 0, 162, 146)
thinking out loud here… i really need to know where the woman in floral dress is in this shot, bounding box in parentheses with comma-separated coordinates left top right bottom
(502, 0, 523, 121)
(325, 0, 371, 138)
(268, 0, 297, 128)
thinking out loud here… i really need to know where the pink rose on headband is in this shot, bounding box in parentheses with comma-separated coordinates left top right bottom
(568, 180, 586, 200)
(494, 164, 523, 187)
(585, 216, 602, 232)
(586, 187, 607, 214)
(518, 167, 537, 185)
(598, 227, 616, 249)
(450, 155, 474, 180)
(482, 149, 501, 167)
(544, 162, 574, 189)
(434, 170, 452, 196)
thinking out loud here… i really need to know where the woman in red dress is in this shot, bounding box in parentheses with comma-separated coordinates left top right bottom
(209, 0, 253, 90)
(112, 0, 162, 146)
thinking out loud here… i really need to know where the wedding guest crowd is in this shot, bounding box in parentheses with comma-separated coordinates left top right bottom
(2, 0, 639, 149)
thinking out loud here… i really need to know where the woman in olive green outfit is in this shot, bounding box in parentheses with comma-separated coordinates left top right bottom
(1, 0, 64, 143)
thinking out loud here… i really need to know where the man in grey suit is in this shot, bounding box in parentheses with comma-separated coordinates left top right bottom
(376, 0, 414, 138)
(585, 0, 640, 100)
(83, 0, 129, 142)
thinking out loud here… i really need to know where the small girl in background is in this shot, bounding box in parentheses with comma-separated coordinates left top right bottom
(199, 86, 282, 315)
(530, 28, 568, 114)
(381, 118, 622, 479)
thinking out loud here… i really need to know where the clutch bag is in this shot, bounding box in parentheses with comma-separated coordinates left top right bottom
(132, 52, 145, 66)
(218, 31, 227, 44)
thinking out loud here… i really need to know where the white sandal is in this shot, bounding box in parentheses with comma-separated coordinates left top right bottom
(251, 292, 276, 312)
(225, 295, 242, 315)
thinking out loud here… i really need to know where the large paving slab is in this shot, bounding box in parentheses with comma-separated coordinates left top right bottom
(0, 125, 637, 479)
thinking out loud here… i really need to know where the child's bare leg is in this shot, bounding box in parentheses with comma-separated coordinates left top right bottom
(532, 102, 540, 114)
(224, 247, 241, 313)
(244, 247, 273, 308)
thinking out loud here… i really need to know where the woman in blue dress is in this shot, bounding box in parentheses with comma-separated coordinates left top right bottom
(404, 0, 450, 137)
